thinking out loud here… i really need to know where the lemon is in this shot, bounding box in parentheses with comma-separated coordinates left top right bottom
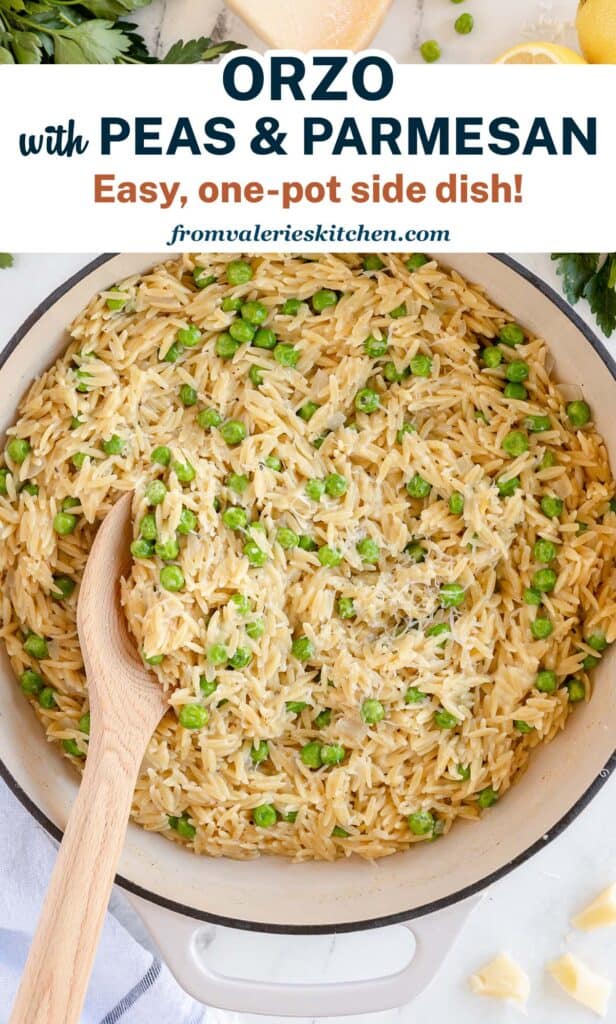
(577, 0, 616, 62)
(495, 42, 586, 64)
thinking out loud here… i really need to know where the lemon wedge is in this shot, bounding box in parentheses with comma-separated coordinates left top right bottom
(495, 42, 586, 64)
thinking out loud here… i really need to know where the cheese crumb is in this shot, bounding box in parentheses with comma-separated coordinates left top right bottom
(572, 883, 616, 932)
(469, 953, 530, 1008)
(547, 953, 611, 1017)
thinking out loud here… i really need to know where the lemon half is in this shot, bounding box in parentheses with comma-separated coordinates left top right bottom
(495, 42, 586, 64)
(577, 0, 616, 63)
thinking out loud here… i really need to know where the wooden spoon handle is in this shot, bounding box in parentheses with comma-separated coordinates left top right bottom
(10, 732, 146, 1024)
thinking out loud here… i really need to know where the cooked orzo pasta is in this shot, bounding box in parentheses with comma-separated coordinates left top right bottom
(1, 252, 615, 861)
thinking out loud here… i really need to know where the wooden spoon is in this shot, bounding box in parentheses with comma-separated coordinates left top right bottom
(11, 492, 167, 1024)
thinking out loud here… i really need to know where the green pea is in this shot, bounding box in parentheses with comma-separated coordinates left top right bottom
(332, 826, 350, 838)
(62, 497, 80, 512)
(24, 631, 48, 660)
(337, 597, 356, 619)
(449, 492, 464, 515)
(7, 438, 30, 465)
(0, 468, 11, 495)
(246, 617, 265, 640)
(363, 254, 385, 272)
(305, 478, 325, 501)
(253, 804, 277, 827)
(131, 538, 154, 559)
(301, 742, 322, 768)
(163, 342, 183, 364)
(35, 685, 56, 710)
(208, 644, 228, 666)
(155, 537, 180, 562)
(274, 343, 299, 367)
(193, 267, 215, 290)
(250, 740, 269, 764)
(582, 654, 599, 671)
(383, 362, 403, 383)
(408, 811, 435, 836)
(177, 507, 197, 535)
(179, 385, 198, 408)
(320, 744, 345, 766)
(226, 260, 253, 285)
(502, 430, 529, 458)
(405, 540, 427, 563)
(354, 388, 380, 414)
(531, 616, 553, 640)
(504, 382, 528, 400)
(298, 534, 318, 552)
(586, 631, 608, 652)
(440, 583, 465, 609)
(229, 319, 256, 345)
(160, 565, 185, 592)
(21, 482, 39, 496)
(455, 12, 474, 33)
(264, 455, 282, 472)
(314, 709, 332, 728)
(168, 814, 196, 839)
(102, 434, 126, 458)
(506, 360, 529, 383)
(63, 738, 85, 758)
(227, 473, 249, 495)
(532, 568, 557, 593)
(286, 701, 308, 715)
(244, 539, 267, 566)
(396, 422, 416, 443)
(252, 327, 277, 350)
(356, 537, 379, 564)
(499, 323, 525, 347)
(220, 420, 247, 446)
(150, 446, 170, 467)
(229, 646, 252, 670)
(297, 401, 320, 422)
(361, 699, 385, 724)
(426, 623, 450, 643)
(514, 719, 534, 734)
(144, 653, 164, 666)
(176, 325, 201, 349)
(178, 704, 209, 730)
(249, 365, 264, 387)
(292, 636, 315, 662)
(525, 415, 551, 433)
(197, 407, 222, 430)
(567, 678, 586, 703)
(75, 369, 92, 392)
(364, 335, 388, 358)
(146, 480, 167, 506)
(541, 495, 563, 519)
(106, 286, 127, 311)
(215, 333, 241, 360)
(312, 289, 338, 313)
(50, 574, 76, 601)
(533, 539, 557, 563)
(20, 669, 43, 695)
(457, 763, 471, 781)
(283, 809, 299, 823)
(277, 527, 299, 550)
(481, 346, 502, 369)
(567, 400, 591, 428)
(434, 709, 458, 729)
(406, 474, 432, 499)
(69, 416, 83, 431)
(222, 296, 242, 312)
(200, 676, 219, 697)
(497, 475, 520, 497)
(318, 545, 342, 568)
(227, 594, 249, 618)
(241, 300, 268, 326)
(524, 587, 542, 606)
(173, 460, 195, 484)
(71, 453, 87, 471)
(281, 298, 302, 316)
(407, 254, 428, 271)
(222, 506, 247, 530)
(420, 39, 441, 61)
(405, 686, 427, 704)
(477, 787, 499, 809)
(410, 354, 432, 378)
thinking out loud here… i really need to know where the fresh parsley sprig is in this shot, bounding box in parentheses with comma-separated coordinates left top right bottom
(551, 254, 616, 339)
(0, 0, 243, 64)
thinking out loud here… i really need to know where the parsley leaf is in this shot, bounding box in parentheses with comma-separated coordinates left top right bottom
(162, 36, 244, 64)
(552, 253, 616, 339)
(0, 254, 14, 269)
(551, 253, 599, 304)
(53, 20, 132, 62)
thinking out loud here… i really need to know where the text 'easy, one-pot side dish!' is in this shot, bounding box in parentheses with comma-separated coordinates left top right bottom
(1, 253, 615, 861)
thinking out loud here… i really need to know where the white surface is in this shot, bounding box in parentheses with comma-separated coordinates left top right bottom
(1, 252, 616, 1024)
(140, 0, 580, 63)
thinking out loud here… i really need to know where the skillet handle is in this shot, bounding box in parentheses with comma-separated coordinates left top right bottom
(129, 892, 480, 1017)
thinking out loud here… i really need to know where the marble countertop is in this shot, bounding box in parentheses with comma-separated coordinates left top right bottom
(142, 0, 580, 63)
(1, 253, 616, 1024)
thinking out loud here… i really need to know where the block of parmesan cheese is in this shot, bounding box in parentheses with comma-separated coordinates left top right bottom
(572, 883, 616, 932)
(225, 0, 392, 51)
(469, 953, 530, 1008)
(548, 954, 611, 1017)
